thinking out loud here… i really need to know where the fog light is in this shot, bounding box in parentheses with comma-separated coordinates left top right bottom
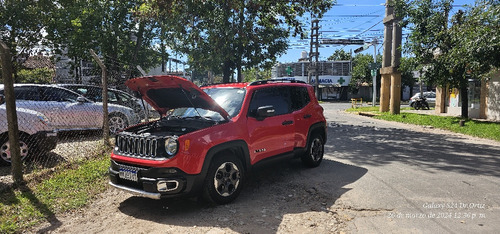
(157, 180, 179, 192)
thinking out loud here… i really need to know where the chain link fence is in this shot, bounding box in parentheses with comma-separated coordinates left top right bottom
(1, 45, 149, 188)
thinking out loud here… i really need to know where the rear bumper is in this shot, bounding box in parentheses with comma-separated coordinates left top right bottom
(32, 130, 58, 151)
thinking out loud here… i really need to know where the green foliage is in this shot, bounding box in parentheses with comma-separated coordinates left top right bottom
(242, 67, 272, 82)
(398, 0, 499, 85)
(399, 57, 418, 89)
(16, 68, 54, 84)
(147, 0, 335, 83)
(44, 0, 162, 85)
(350, 53, 382, 90)
(447, 0, 500, 78)
(327, 49, 352, 61)
(0, 154, 110, 233)
(0, 0, 54, 55)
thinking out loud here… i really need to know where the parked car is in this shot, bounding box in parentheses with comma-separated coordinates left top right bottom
(409, 91, 436, 108)
(57, 84, 158, 120)
(0, 84, 140, 133)
(109, 75, 327, 204)
(0, 94, 58, 165)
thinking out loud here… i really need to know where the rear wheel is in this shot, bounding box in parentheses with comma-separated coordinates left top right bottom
(0, 135, 31, 166)
(301, 134, 324, 168)
(414, 102, 421, 110)
(202, 154, 244, 205)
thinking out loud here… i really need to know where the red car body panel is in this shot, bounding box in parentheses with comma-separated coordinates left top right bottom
(109, 76, 326, 201)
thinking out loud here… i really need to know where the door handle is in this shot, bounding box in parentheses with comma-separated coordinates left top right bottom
(303, 114, 312, 119)
(282, 120, 293, 125)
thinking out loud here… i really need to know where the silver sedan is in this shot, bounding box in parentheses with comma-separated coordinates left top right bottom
(0, 84, 140, 133)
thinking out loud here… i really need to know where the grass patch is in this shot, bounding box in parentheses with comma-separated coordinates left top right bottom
(0, 146, 111, 233)
(347, 107, 500, 142)
(346, 106, 381, 113)
(374, 113, 500, 141)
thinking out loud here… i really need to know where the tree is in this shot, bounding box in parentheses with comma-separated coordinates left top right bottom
(327, 49, 352, 61)
(147, 0, 334, 83)
(0, 0, 55, 79)
(45, 0, 161, 86)
(399, 56, 418, 96)
(242, 67, 272, 82)
(398, 0, 499, 118)
(350, 53, 382, 92)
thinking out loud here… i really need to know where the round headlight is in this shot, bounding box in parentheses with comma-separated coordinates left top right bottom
(165, 137, 178, 156)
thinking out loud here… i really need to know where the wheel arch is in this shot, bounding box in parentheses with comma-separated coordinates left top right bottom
(306, 122, 327, 146)
(200, 140, 250, 178)
(0, 131, 33, 142)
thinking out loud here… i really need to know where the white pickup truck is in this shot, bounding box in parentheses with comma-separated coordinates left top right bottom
(0, 94, 58, 165)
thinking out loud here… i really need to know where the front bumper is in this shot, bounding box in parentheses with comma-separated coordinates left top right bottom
(108, 160, 203, 199)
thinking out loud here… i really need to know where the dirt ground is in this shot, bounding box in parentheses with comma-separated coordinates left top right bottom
(32, 148, 358, 234)
(26, 107, 499, 234)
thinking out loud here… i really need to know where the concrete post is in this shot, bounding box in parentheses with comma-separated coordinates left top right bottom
(390, 72, 401, 114)
(380, 1, 393, 112)
(479, 79, 488, 119)
(380, 71, 391, 112)
(435, 86, 447, 114)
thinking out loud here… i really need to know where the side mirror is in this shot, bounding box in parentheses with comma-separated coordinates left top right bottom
(256, 105, 275, 120)
(0, 94, 4, 105)
(76, 96, 86, 103)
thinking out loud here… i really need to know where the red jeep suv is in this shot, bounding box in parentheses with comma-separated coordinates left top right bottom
(109, 75, 327, 204)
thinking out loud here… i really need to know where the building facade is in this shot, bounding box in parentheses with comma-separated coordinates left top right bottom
(272, 60, 352, 101)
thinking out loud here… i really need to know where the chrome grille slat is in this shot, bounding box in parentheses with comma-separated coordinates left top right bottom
(115, 135, 161, 159)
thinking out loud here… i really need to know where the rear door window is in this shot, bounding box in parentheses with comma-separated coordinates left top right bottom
(290, 86, 310, 112)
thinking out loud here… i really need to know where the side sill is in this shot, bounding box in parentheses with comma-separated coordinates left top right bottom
(108, 181, 161, 200)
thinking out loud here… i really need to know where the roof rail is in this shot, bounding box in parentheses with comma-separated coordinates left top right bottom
(248, 79, 306, 86)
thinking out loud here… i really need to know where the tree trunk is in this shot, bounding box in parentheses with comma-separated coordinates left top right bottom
(460, 82, 468, 118)
(222, 61, 232, 83)
(129, 21, 145, 79)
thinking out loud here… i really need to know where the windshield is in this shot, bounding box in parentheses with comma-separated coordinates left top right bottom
(168, 88, 245, 121)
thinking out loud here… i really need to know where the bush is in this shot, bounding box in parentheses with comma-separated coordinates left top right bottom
(16, 68, 54, 84)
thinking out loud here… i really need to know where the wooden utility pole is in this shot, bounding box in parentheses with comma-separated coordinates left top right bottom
(380, 0, 402, 114)
(1, 41, 23, 184)
(90, 49, 110, 147)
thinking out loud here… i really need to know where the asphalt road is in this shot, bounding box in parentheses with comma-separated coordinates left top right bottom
(321, 102, 500, 233)
(27, 102, 500, 233)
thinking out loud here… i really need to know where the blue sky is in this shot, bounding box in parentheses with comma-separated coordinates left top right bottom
(276, 0, 476, 63)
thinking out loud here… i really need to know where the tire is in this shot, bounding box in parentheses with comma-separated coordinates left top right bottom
(109, 113, 128, 134)
(301, 134, 324, 168)
(414, 102, 421, 110)
(202, 154, 244, 205)
(0, 135, 31, 166)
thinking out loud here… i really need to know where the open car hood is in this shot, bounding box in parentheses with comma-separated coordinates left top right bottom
(125, 75, 230, 121)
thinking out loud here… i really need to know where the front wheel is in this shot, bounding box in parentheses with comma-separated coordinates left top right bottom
(108, 114, 128, 134)
(202, 155, 244, 205)
(301, 134, 324, 168)
(0, 136, 31, 166)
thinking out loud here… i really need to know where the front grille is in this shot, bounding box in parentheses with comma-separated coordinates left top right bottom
(116, 135, 160, 159)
